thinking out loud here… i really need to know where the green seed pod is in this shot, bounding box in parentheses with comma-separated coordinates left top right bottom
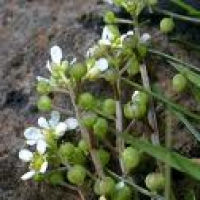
(145, 173, 165, 191)
(97, 148, 110, 167)
(95, 177, 115, 196)
(137, 43, 147, 59)
(126, 56, 140, 76)
(48, 172, 64, 185)
(111, 182, 133, 200)
(33, 174, 46, 182)
(93, 118, 109, 139)
(78, 93, 96, 110)
(81, 112, 97, 129)
(131, 103, 147, 119)
(121, 147, 140, 173)
(160, 18, 175, 34)
(78, 139, 90, 156)
(67, 165, 86, 186)
(37, 95, 52, 112)
(148, 0, 158, 6)
(71, 148, 87, 165)
(104, 11, 116, 24)
(172, 73, 187, 93)
(58, 142, 76, 164)
(70, 63, 87, 81)
(36, 81, 51, 95)
(124, 103, 134, 119)
(102, 99, 116, 116)
(132, 91, 149, 105)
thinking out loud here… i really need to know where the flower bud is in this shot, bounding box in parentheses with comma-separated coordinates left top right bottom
(93, 118, 109, 139)
(70, 63, 87, 81)
(48, 172, 64, 185)
(121, 147, 140, 173)
(124, 103, 134, 119)
(78, 93, 96, 110)
(81, 112, 98, 129)
(67, 165, 86, 186)
(102, 99, 116, 116)
(97, 148, 110, 167)
(58, 142, 75, 164)
(172, 73, 187, 93)
(160, 18, 175, 34)
(104, 11, 116, 24)
(145, 173, 165, 191)
(111, 183, 133, 200)
(95, 177, 115, 196)
(78, 139, 90, 156)
(36, 81, 51, 95)
(37, 95, 52, 112)
(126, 56, 140, 76)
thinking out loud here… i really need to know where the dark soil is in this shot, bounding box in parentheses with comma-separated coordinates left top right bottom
(0, 1, 100, 199)
(1, 0, 200, 200)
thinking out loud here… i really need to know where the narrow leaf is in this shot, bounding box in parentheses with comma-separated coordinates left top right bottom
(123, 133, 200, 181)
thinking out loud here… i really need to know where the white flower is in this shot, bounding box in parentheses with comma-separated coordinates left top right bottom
(19, 148, 48, 180)
(99, 26, 115, 46)
(87, 58, 109, 79)
(94, 58, 109, 72)
(140, 33, 151, 43)
(50, 45, 63, 65)
(120, 31, 134, 43)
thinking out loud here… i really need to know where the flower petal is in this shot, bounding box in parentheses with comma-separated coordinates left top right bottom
(140, 33, 151, 43)
(65, 118, 79, 130)
(21, 170, 35, 180)
(24, 127, 42, 140)
(95, 58, 108, 72)
(55, 122, 68, 136)
(37, 140, 47, 155)
(19, 149, 33, 162)
(40, 161, 48, 173)
(38, 117, 49, 129)
(50, 45, 62, 64)
(49, 111, 60, 128)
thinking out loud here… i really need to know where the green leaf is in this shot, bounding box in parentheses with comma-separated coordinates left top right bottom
(169, 61, 200, 89)
(170, 108, 200, 142)
(123, 133, 200, 181)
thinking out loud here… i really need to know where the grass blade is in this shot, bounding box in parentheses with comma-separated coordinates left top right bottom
(123, 133, 200, 181)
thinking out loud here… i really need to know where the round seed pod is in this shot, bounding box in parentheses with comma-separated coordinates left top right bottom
(78, 93, 96, 110)
(145, 172, 165, 191)
(37, 95, 52, 111)
(172, 73, 187, 93)
(160, 18, 175, 34)
(121, 147, 140, 173)
(102, 99, 116, 116)
(81, 112, 98, 129)
(93, 118, 109, 139)
(70, 63, 87, 81)
(67, 165, 86, 186)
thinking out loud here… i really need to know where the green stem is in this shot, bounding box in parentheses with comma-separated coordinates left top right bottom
(121, 78, 200, 121)
(107, 169, 165, 200)
(153, 8, 200, 23)
(170, 0, 200, 17)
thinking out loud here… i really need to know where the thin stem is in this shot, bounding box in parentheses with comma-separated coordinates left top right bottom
(153, 8, 200, 23)
(169, 0, 200, 17)
(122, 78, 200, 121)
(116, 18, 134, 25)
(107, 170, 165, 200)
(140, 63, 160, 145)
(67, 83, 105, 178)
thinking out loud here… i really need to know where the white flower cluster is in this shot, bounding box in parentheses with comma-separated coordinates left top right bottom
(19, 111, 78, 180)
